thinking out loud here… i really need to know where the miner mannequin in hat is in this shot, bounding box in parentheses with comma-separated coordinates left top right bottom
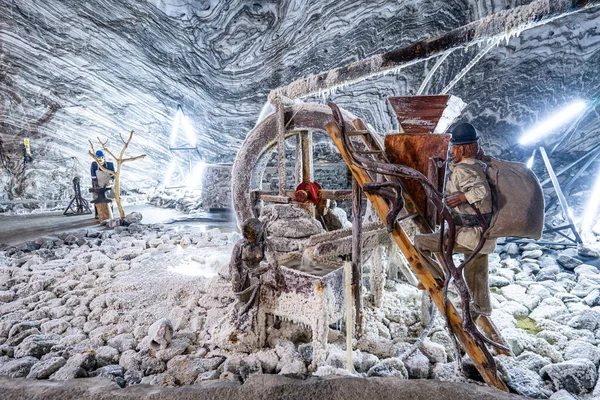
(90, 150, 116, 219)
(414, 122, 495, 319)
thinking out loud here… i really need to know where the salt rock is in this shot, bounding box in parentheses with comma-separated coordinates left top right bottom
(549, 389, 578, 400)
(583, 290, 600, 307)
(166, 355, 222, 385)
(50, 351, 97, 380)
(14, 334, 59, 358)
(107, 333, 136, 353)
(140, 372, 177, 386)
(119, 349, 141, 372)
(0, 356, 38, 377)
(153, 337, 191, 362)
(99, 310, 120, 325)
(367, 357, 408, 378)
(141, 356, 167, 375)
(505, 243, 520, 256)
(125, 209, 144, 224)
(574, 264, 599, 277)
(267, 218, 324, 239)
(96, 346, 120, 367)
(419, 340, 447, 364)
(571, 279, 599, 298)
(41, 319, 70, 335)
(404, 353, 430, 379)
(488, 276, 510, 288)
(502, 284, 540, 311)
(496, 355, 547, 398)
(499, 301, 529, 317)
(147, 318, 173, 350)
(541, 358, 597, 395)
(529, 297, 568, 320)
(563, 340, 600, 366)
(557, 254, 583, 270)
(26, 356, 66, 379)
(515, 351, 551, 373)
(567, 310, 600, 330)
(522, 250, 543, 259)
(270, 204, 311, 220)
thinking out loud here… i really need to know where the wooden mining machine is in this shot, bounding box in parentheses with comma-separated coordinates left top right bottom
(230, 0, 600, 389)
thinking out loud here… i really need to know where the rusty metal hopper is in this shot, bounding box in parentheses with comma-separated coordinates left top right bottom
(385, 95, 465, 224)
(388, 95, 466, 134)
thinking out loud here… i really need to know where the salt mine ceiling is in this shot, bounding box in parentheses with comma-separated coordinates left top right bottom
(0, 0, 599, 186)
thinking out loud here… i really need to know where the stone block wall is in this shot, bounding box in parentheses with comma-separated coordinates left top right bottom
(201, 165, 233, 210)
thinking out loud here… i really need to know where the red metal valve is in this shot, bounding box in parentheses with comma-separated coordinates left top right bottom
(295, 181, 322, 205)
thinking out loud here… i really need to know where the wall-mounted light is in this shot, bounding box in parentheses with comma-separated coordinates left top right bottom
(519, 100, 587, 145)
(169, 105, 197, 147)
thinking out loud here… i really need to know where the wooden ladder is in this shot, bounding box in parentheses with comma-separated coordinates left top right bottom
(325, 118, 509, 392)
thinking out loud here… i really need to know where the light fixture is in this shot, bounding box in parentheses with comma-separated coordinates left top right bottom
(169, 105, 197, 147)
(581, 170, 600, 236)
(169, 106, 182, 147)
(519, 100, 587, 145)
(186, 161, 205, 190)
(164, 161, 176, 188)
(526, 149, 536, 169)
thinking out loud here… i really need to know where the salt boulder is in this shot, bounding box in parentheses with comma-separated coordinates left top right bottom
(0, 356, 38, 377)
(147, 318, 173, 350)
(366, 357, 408, 379)
(541, 358, 597, 395)
(26, 356, 66, 379)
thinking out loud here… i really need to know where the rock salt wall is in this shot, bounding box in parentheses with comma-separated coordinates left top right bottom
(1, 0, 599, 203)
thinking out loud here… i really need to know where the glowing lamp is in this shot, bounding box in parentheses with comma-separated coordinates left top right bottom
(519, 101, 587, 145)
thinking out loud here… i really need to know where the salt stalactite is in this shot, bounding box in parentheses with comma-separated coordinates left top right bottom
(344, 261, 353, 372)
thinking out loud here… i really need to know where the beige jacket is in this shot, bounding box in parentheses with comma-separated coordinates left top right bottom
(446, 158, 496, 254)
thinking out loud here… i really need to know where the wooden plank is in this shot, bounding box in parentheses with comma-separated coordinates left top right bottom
(259, 195, 291, 204)
(326, 121, 508, 392)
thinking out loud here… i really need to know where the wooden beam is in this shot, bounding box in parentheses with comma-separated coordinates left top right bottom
(275, 98, 287, 196)
(352, 177, 364, 337)
(325, 121, 508, 391)
(301, 131, 313, 182)
(295, 132, 302, 186)
(269, 0, 599, 101)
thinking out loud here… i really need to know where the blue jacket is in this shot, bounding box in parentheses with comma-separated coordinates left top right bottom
(91, 161, 115, 185)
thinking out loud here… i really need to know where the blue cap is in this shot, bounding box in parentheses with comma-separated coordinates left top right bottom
(96, 150, 105, 157)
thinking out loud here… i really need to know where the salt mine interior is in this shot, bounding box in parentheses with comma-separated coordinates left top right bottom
(1, 0, 600, 399)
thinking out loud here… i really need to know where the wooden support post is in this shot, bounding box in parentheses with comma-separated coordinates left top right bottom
(275, 98, 287, 196)
(294, 132, 302, 186)
(352, 176, 363, 337)
(326, 121, 508, 391)
(539, 146, 582, 243)
(301, 130, 313, 182)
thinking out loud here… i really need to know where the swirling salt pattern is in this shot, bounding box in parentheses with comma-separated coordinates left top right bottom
(0, 0, 598, 198)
